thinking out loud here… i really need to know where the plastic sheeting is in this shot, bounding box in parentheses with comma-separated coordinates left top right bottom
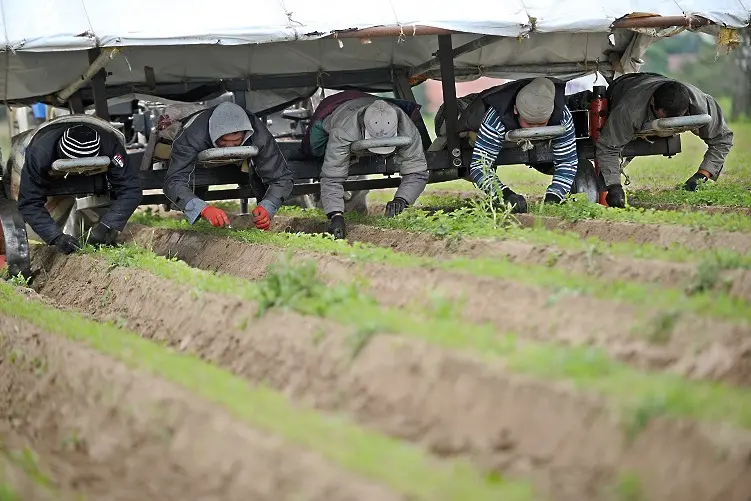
(0, 0, 748, 101)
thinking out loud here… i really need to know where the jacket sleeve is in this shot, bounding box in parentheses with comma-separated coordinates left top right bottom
(469, 107, 508, 196)
(694, 95, 733, 179)
(393, 119, 428, 205)
(595, 105, 637, 186)
(17, 148, 63, 244)
(163, 119, 209, 224)
(250, 120, 294, 217)
(547, 108, 578, 199)
(320, 127, 356, 215)
(100, 140, 143, 231)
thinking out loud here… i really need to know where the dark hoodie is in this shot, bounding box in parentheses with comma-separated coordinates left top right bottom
(163, 102, 293, 223)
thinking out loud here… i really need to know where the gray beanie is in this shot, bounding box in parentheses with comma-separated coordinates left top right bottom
(208, 102, 253, 146)
(515, 77, 556, 124)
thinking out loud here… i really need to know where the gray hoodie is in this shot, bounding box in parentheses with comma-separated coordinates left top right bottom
(164, 102, 293, 223)
(596, 73, 733, 186)
(320, 96, 428, 215)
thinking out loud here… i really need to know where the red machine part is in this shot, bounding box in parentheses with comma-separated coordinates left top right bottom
(588, 85, 609, 206)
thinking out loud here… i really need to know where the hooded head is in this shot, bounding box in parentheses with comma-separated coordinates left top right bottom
(208, 102, 254, 147)
(515, 77, 556, 127)
(57, 125, 101, 159)
(363, 100, 398, 155)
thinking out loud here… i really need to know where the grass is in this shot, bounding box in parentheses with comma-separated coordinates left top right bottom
(129, 214, 751, 325)
(368, 188, 751, 233)
(64, 245, 751, 432)
(271, 202, 751, 268)
(0, 282, 537, 501)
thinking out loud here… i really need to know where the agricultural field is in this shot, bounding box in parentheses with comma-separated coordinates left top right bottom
(2, 122, 751, 501)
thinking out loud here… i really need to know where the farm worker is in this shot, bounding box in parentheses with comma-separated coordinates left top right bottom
(17, 122, 142, 254)
(164, 101, 294, 230)
(316, 96, 428, 239)
(469, 77, 578, 213)
(596, 73, 734, 208)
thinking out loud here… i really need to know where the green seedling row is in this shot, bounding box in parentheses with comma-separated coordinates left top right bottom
(66, 245, 751, 432)
(131, 214, 751, 324)
(0, 282, 537, 501)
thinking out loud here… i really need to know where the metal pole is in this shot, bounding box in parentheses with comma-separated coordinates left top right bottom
(409, 34, 500, 79)
(392, 70, 432, 150)
(611, 15, 709, 29)
(437, 35, 462, 171)
(56, 47, 120, 105)
(329, 25, 455, 39)
(88, 48, 111, 121)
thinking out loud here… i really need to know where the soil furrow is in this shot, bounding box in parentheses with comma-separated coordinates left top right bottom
(29, 250, 751, 501)
(512, 214, 751, 253)
(121, 225, 751, 386)
(253, 215, 751, 301)
(0, 312, 403, 501)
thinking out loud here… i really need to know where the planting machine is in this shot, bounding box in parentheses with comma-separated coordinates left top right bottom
(0, 3, 744, 277)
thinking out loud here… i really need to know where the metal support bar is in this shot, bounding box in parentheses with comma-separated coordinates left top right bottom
(637, 114, 712, 137)
(392, 70, 432, 150)
(437, 34, 462, 171)
(68, 94, 85, 114)
(56, 47, 120, 105)
(51, 156, 111, 176)
(425, 61, 613, 80)
(409, 34, 500, 78)
(350, 136, 413, 152)
(329, 25, 455, 39)
(88, 48, 111, 121)
(504, 125, 567, 142)
(611, 15, 710, 29)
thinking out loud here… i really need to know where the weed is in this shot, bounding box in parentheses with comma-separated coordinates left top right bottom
(635, 310, 681, 345)
(0, 484, 18, 501)
(236, 317, 248, 331)
(686, 255, 733, 295)
(8, 350, 23, 365)
(9, 447, 51, 487)
(348, 324, 379, 358)
(312, 327, 328, 346)
(5, 273, 29, 288)
(61, 430, 85, 452)
(611, 472, 647, 501)
(623, 396, 669, 442)
(99, 286, 112, 307)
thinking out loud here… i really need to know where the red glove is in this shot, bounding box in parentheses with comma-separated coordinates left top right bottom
(252, 206, 271, 230)
(200, 206, 230, 227)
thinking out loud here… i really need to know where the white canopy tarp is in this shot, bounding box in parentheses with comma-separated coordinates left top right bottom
(1, 0, 749, 102)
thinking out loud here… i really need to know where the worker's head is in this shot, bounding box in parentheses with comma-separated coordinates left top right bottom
(57, 125, 101, 159)
(209, 102, 253, 147)
(363, 100, 398, 155)
(514, 77, 556, 128)
(651, 82, 690, 118)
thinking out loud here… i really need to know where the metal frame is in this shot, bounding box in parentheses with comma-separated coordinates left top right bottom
(2, 17, 712, 271)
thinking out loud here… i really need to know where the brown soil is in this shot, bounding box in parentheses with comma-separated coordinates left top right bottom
(119, 224, 751, 386)
(0, 310, 403, 501)
(261, 214, 751, 302)
(30, 249, 751, 501)
(629, 201, 751, 217)
(0, 442, 72, 501)
(513, 214, 751, 254)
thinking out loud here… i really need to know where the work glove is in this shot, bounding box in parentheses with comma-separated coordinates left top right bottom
(251, 206, 271, 231)
(87, 222, 119, 246)
(500, 188, 528, 214)
(50, 233, 82, 255)
(200, 205, 230, 228)
(543, 192, 564, 204)
(606, 184, 625, 208)
(327, 213, 346, 240)
(385, 197, 409, 218)
(683, 171, 709, 192)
